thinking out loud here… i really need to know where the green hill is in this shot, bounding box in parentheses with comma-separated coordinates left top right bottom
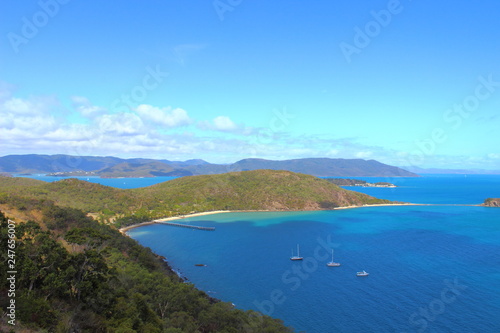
(0, 177, 137, 216)
(134, 169, 390, 212)
(0, 202, 292, 332)
(0, 170, 393, 226)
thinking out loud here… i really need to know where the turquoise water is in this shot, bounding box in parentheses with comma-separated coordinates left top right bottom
(17, 173, 500, 331)
(333, 174, 500, 204)
(126, 175, 500, 333)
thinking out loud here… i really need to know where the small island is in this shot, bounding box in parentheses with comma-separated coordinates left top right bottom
(326, 178, 396, 188)
(48, 171, 97, 177)
(482, 198, 500, 207)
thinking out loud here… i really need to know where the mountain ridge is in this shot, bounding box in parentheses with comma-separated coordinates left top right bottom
(0, 154, 418, 177)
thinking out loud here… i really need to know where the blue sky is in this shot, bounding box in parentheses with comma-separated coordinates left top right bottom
(1, 1, 499, 169)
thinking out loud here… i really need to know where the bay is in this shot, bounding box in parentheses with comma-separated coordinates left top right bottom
(16, 173, 500, 331)
(126, 175, 500, 332)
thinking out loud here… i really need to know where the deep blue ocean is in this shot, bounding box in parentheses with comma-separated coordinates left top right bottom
(20, 174, 500, 332)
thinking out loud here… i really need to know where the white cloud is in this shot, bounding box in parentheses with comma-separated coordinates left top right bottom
(135, 104, 192, 128)
(198, 115, 254, 135)
(355, 151, 373, 159)
(96, 113, 144, 135)
(0, 94, 59, 137)
(71, 96, 107, 118)
(326, 149, 339, 157)
(213, 116, 238, 131)
(488, 153, 500, 159)
(1, 87, 497, 168)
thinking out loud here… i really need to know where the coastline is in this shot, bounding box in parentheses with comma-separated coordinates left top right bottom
(119, 204, 423, 234)
(120, 202, 483, 234)
(333, 203, 422, 210)
(119, 210, 232, 233)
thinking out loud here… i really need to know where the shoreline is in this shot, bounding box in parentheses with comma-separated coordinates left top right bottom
(119, 210, 232, 233)
(119, 204, 419, 234)
(333, 203, 422, 210)
(119, 202, 483, 234)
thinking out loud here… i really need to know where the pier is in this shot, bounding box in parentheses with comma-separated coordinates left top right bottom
(154, 220, 215, 231)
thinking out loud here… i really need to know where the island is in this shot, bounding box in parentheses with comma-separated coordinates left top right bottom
(326, 178, 396, 188)
(482, 198, 500, 207)
(47, 170, 97, 177)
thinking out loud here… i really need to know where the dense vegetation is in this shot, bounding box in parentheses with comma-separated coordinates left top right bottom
(0, 200, 293, 332)
(0, 170, 393, 227)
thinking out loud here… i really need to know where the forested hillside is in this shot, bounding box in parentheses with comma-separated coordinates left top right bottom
(0, 170, 393, 227)
(0, 200, 292, 332)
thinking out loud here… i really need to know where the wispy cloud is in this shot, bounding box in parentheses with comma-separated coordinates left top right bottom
(71, 96, 107, 118)
(197, 115, 254, 135)
(134, 104, 193, 128)
(173, 43, 207, 66)
(1, 85, 499, 169)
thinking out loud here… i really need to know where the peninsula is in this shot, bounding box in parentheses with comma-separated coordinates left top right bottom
(0, 169, 395, 227)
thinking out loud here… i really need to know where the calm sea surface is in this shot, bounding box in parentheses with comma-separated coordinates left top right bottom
(15, 175, 178, 189)
(20, 174, 500, 332)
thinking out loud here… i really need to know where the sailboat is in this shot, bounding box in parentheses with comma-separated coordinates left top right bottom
(290, 244, 303, 261)
(326, 249, 340, 267)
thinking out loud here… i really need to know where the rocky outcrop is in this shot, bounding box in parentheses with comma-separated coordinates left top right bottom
(483, 198, 500, 207)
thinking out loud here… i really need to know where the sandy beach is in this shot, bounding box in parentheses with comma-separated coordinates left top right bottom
(333, 203, 422, 210)
(119, 210, 231, 233)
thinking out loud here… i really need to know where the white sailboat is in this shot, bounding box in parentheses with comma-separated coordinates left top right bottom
(290, 244, 303, 261)
(326, 249, 340, 267)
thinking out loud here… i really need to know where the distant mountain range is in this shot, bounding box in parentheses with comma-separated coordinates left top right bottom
(0, 154, 418, 177)
(402, 166, 500, 175)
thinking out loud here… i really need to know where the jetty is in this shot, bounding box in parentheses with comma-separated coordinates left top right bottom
(155, 220, 215, 231)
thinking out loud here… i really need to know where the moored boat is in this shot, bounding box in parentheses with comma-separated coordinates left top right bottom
(290, 244, 303, 261)
(326, 249, 340, 267)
